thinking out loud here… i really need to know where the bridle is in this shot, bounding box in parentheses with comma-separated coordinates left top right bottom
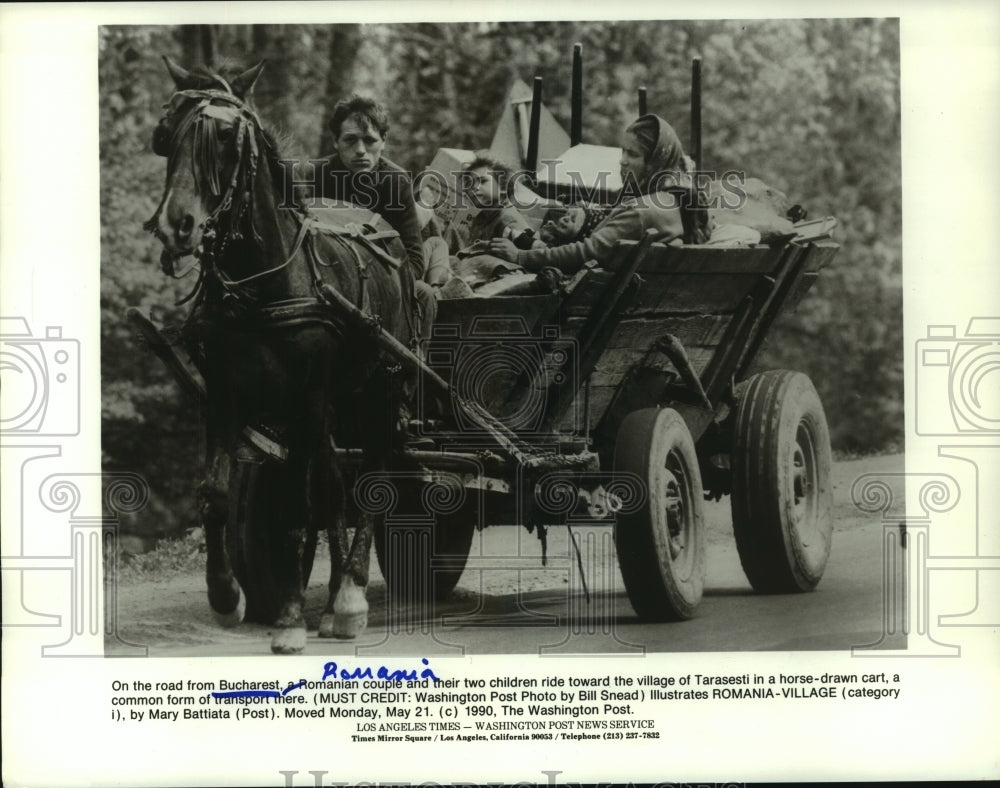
(144, 86, 296, 303)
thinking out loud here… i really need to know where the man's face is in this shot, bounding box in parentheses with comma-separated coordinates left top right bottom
(335, 115, 385, 174)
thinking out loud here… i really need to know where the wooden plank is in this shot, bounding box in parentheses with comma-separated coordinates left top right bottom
(540, 232, 656, 432)
(580, 385, 619, 432)
(800, 242, 839, 274)
(606, 241, 786, 274)
(561, 270, 617, 317)
(435, 293, 560, 335)
(566, 245, 795, 316)
(608, 314, 732, 349)
(587, 344, 718, 387)
(728, 244, 812, 387)
(779, 243, 837, 312)
(783, 271, 818, 313)
(589, 350, 667, 388)
(629, 272, 762, 313)
(551, 384, 619, 435)
(638, 243, 786, 274)
(564, 314, 731, 350)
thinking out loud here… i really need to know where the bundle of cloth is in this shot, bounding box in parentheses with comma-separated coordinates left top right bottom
(704, 177, 798, 246)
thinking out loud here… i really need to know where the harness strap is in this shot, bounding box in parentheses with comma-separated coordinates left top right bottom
(309, 219, 402, 271)
(211, 210, 313, 289)
(307, 220, 418, 345)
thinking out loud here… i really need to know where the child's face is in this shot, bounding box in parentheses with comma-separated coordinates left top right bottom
(468, 166, 502, 207)
(540, 206, 585, 244)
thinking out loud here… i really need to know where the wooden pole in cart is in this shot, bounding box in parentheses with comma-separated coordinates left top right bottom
(691, 57, 702, 170)
(525, 76, 543, 175)
(317, 283, 535, 465)
(571, 42, 583, 146)
(637, 86, 648, 117)
(125, 308, 206, 403)
(540, 230, 657, 432)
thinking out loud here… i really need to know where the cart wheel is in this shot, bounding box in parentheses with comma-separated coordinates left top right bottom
(614, 408, 706, 621)
(228, 450, 319, 623)
(731, 370, 833, 592)
(373, 480, 477, 602)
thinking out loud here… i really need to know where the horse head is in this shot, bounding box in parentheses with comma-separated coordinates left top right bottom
(146, 57, 268, 272)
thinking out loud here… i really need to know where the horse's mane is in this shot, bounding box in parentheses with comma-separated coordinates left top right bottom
(181, 60, 299, 192)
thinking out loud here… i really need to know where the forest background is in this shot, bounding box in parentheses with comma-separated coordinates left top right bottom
(99, 19, 901, 543)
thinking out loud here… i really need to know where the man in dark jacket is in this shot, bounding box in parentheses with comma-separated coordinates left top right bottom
(319, 95, 436, 342)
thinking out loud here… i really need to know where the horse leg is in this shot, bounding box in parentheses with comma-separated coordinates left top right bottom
(270, 452, 308, 654)
(199, 448, 244, 626)
(319, 439, 369, 639)
(334, 504, 372, 638)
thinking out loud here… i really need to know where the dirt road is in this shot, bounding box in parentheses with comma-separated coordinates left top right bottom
(108, 454, 904, 657)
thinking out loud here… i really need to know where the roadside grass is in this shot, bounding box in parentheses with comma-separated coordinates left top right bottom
(113, 529, 207, 584)
(113, 528, 331, 584)
(833, 444, 902, 462)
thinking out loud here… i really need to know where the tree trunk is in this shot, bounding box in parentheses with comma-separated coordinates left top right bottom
(319, 24, 362, 153)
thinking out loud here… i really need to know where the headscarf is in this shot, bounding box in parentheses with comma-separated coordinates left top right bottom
(625, 114, 688, 193)
(625, 114, 711, 244)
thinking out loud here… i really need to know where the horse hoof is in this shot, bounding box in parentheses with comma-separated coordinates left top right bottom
(271, 626, 306, 654)
(317, 610, 368, 640)
(212, 586, 245, 628)
(318, 613, 337, 639)
(324, 578, 369, 638)
(322, 611, 369, 640)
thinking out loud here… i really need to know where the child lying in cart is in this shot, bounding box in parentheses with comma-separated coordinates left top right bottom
(537, 203, 611, 246)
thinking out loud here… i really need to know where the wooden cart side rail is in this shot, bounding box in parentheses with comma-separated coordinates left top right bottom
(538, 230, 658, 432)
(608, 241, 788, 274)
(781, 241, 839, 313)
(730, 241, 836, 385)
(574, 238, 839, 441)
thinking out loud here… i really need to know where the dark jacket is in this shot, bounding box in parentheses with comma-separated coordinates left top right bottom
(319, 153, 426, 279)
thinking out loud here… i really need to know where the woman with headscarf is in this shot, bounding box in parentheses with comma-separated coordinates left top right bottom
(489, 114, 709, 273)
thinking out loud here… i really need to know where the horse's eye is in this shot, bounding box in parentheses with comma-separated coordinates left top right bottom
(152, 123, 171, 157)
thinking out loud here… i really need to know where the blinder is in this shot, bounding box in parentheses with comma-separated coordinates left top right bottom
(152, 121, 171, 157)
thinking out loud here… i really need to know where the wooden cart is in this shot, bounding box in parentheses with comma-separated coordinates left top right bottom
(132, 228, 838, 623)
(361, 230, 839, 621)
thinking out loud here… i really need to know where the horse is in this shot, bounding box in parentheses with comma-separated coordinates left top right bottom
(145, 57, 414, 653)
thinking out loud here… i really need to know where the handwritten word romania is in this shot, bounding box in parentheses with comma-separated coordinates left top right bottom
(210, 659, 441, 700)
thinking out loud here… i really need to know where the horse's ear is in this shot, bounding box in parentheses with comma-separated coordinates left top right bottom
(230, 61, 265, 99)
(163, 55, 195, 89)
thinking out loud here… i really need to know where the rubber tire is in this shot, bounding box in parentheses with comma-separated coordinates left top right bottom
(731, 370, 833, 592)
(227, 454, 318, 623)
(373, 480, 477, 602)
(614, 408, 706, 621)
